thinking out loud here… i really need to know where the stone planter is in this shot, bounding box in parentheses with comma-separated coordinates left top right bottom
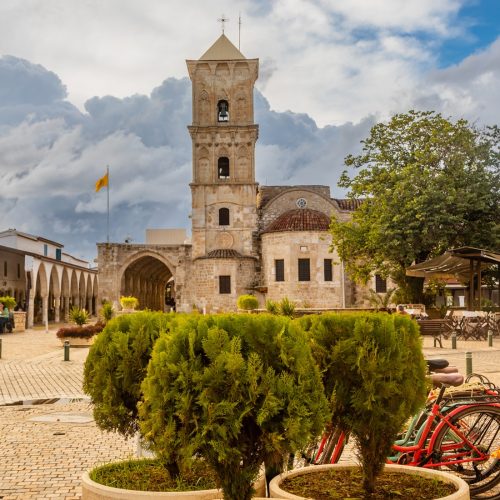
(12, 311, 26, 332)
(82, 467, 267, 500)
(269, 463, 470, 500)
(59, 336, 94, 347)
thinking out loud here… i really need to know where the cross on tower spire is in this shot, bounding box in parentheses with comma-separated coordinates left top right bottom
(218, 14, 229, 34)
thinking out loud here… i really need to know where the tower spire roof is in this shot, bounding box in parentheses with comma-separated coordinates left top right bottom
(199, 34, 246, 60)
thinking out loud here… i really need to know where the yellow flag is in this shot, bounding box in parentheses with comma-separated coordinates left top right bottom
(95, 172, 108, 192)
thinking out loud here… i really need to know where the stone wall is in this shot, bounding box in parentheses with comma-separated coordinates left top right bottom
(183, 256, 258, 312)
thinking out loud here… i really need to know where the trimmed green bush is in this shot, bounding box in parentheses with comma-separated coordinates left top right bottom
(83, 311, 176, 437)
(237, 294, 259, 311)
(139, 313, 328, 500)
(297, 312, 427, 496)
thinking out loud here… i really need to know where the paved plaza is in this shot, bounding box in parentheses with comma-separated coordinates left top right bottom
(0, 326, 499, 499)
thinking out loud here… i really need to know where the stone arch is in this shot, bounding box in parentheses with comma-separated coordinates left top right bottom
(34, 263, 48, 324)
(234, 92, 247, 122)
(78, 273, 86, 309)
(61, 268, 70, 321)
(199, 89, 210, 125)
(86, 273, 93, 314)
(70, 270, 78, 309)
(234, 61, 249, 79)
(93, 275, 99, 314)
(236, 145, 249, 180)
(48, 266, 60, 322)
(215, 62, 230, 77)
(197, 146, 210, 182)
(118, 250, 176, 312)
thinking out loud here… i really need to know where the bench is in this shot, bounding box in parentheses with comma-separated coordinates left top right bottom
(417, 319, 449, 348)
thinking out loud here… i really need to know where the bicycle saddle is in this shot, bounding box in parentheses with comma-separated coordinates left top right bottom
(430, 372, 464, 387)
(426, 359, 449, 371)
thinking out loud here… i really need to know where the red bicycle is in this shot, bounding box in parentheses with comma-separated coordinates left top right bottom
(309, 361, 500, 499)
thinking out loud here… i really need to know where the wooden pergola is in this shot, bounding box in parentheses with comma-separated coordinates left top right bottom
(406, 246, 500, 310)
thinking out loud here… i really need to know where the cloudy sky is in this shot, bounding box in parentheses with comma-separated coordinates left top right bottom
(1, 0, 499, 262)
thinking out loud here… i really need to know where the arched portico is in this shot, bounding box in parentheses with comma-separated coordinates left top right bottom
(118, 252, 175, 311)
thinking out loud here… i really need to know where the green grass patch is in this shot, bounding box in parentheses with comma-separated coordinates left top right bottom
(89, 458, 218, 492)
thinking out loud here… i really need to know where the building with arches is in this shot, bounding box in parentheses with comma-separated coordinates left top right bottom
(0, 229, 98, 326)
(97, 35, 376, 312)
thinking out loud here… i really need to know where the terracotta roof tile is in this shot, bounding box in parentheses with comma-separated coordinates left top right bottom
(262, 209, 331, 234)
(206, 249, 243, 259)
(333, 198, 364, 211)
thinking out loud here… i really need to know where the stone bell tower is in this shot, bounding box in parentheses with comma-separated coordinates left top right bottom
(186, 34, 259, 260)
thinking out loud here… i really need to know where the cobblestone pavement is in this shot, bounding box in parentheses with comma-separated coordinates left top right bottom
(0, 327, 499, 499)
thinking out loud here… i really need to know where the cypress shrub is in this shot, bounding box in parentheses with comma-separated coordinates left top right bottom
(83, 311, 176, 437)
(236, 294, 259, 310)
(297, 312, 427, 496)
(139, 313, 328, 500)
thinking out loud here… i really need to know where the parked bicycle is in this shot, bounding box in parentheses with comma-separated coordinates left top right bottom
(306, 359, 500, 499)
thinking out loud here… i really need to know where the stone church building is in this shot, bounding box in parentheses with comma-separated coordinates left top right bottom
(98, 35, 376, 312)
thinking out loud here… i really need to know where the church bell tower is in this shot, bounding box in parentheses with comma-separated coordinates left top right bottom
(186, 34, 259, 260)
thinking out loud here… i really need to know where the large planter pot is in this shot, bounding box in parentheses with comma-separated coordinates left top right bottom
(82, 467, 266, 499)
(82, 472, 221, 499)
(269, 463, 470, 500)
(12, 311, 26, 332)
(59, 336, 95, 347)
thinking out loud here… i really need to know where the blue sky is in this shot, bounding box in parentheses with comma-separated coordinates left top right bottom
(439, 0, 500, 66)
(0, 0, 499, 261)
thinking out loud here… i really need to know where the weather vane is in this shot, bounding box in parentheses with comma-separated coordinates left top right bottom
(218, 14, 229, 34)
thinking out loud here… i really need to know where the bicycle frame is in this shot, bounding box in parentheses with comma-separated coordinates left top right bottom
(390, 400, 500, 467)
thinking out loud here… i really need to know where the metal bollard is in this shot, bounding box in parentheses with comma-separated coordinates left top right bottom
(451, 332, 457, 350)
(488, 330, 493, 347)
(465, 352, 472, 376)
(63, 341, 70, 361)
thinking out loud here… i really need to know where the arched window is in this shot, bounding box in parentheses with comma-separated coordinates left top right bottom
(218, 157, 230, 179)
(217, 100, 229, 122)
(219, 208, 230, 226)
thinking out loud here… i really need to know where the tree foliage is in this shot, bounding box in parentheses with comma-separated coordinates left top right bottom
(298, 312, 427, 495)
(330, 110, 500, 300)
(83, 311, 176, 437)
(139, 313, 328, 500)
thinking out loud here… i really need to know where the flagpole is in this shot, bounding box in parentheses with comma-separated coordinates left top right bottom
(106, 165, 110, 244)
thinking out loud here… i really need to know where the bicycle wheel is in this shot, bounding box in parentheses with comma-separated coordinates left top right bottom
(432, 405, 500, 497)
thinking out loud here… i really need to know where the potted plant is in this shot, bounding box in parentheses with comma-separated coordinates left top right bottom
(82, 311, 231, 499)
(139, 313, 328, 500)
(120, 295, 139, 312)
(56, 306, 102, 346)
(270, 313, 467, 499)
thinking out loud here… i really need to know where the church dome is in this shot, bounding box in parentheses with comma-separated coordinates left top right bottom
(262, 209, 331, 233)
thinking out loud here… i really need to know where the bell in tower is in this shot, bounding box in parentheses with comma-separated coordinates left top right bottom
(217, 100, 229, 122)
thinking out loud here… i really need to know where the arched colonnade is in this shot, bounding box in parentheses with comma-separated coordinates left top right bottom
(26, 260, 98, 327)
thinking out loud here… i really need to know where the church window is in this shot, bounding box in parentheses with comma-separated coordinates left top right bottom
(218, 157, 230, 179)
(219, 275, 231, 294)
(324, 259, 333, 281)
(296, 198, 307, 209)
(219, 208, 230, 226)
(298, 259, 310, 281)
(375, 274, 387, 293)
(275, 259, 284, 281)
(217, 100, 229, 122)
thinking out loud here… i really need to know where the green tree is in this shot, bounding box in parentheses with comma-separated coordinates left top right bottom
(330, 110, 500, 301)
(83, 311, 176, 438)
(139, 313, 328, 500)
(299, 312, 427, 495)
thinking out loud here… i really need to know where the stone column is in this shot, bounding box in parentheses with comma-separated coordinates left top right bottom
(42, 295, 49, 327)
(54, 297, 61, 323)
(27, 289, 36, 328)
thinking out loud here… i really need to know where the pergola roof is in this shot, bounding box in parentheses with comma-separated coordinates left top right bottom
(406, 247, 500, 279)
